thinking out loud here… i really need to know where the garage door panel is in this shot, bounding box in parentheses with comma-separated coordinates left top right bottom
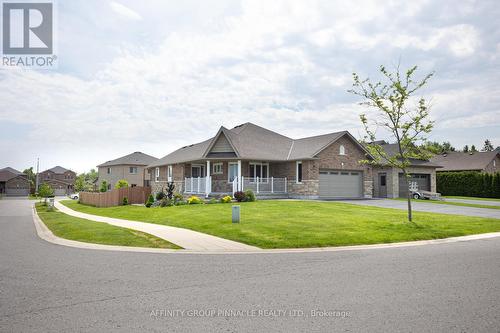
(319, 170, 362, 198)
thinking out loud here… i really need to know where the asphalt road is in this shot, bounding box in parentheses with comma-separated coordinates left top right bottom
(1, 198, 499, 332)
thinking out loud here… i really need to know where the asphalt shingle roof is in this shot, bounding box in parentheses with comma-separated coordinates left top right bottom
(0, 167, 26, 182)
(98, 152, 159, 167)
(148, 123, 367, 167)
(372, 143, 441, 167)
(47, 166, 70, 174)
(430, 151, 499, 171)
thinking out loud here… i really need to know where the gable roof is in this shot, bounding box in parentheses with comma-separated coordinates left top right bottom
(0, 167, 26, 182)
(97, 152, 159, 167)
(369, 142, 441, 167)
(148, 123, 371, 167)
(430, 151, 499, 171)
(0, 167, 23, 175)
(41, 166, 73, 174)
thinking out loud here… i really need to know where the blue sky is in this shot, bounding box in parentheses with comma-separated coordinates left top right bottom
(1, 0, 499, 173)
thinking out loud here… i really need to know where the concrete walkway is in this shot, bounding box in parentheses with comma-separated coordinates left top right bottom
(338, 199, 500, 219)
(444, 198, 500, 206)
(54, 201, 259, 251)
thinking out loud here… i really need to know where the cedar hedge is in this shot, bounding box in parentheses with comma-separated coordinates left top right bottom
(437, 171, 500, 198)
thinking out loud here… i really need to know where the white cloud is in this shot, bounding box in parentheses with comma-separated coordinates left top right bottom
(110, 1, 142, 21)
(0, 0, 499, 172)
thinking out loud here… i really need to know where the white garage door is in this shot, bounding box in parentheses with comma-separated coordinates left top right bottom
(54, 188, 67, 196)
(319, 170, 362, 198)
(6, 187, 29, 196)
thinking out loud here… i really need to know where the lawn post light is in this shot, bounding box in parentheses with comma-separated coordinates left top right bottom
(47, 197, 55, 211)
(232, 205, 240, 223)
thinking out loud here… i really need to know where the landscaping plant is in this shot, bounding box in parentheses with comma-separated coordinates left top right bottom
(115, 179, 129, 189)
(234, 191, 246, 202)
(156, 191, 165, 201)
(122, 197, 128, 205)
(187, 196, 202, 204)
(99, 181, 108, 192)
(166, 182, 175, 199)
(220, 195, 232, 203)
(145, 194, 154, 208)
(244, 189, 256, 202)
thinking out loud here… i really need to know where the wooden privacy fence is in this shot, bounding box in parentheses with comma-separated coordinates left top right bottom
(79, 186, 151, 207)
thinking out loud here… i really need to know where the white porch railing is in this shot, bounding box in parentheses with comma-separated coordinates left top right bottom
(232, 177, 287, 195)
(184, 176, 211, 196)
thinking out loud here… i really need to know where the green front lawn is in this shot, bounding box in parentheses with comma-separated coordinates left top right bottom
(443, 196, 500, 202)
(393, 198, 500, 210)
(36, 203, 181, 249)
(61, 200, 500, 249)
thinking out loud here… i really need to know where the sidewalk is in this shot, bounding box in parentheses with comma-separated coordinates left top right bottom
(54, 201, 259, 251)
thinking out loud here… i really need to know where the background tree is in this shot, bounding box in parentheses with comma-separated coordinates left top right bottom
(114, 179, 129, 189)
(463, 145, 469, 153)
(422, 141, 455, 154)
(74, 174, 86, 192)
(100, 181, 108, 192)
(23, 167, 36, 194)
(349, 64, 434, 222)
(471, 145, 477, 152)
(482, 139, 494, 152)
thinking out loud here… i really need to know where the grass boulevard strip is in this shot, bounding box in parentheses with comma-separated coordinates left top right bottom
(61, 200, 500, 249)
(35, 203, 181, 249)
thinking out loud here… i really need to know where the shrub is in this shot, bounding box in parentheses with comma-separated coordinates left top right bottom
(244, 189, 256, 202)
(166, 182, 175, 199)
(145, 194, 154, 208)
(206, 198, 218, 204)
(156, 191, 165, 201)
(176, 200, 187, 206)
(234, 191, 246, 202)
(220, 195, 232, 203)
(173, 193, 184, 204)
(437, 171, 500, 198)
(115, 179, 129, 189)
(99, 181, 108, 192)
(122, 197, 128, 205)
(187, 195, 202, 204)
(160, 197, 174, 207)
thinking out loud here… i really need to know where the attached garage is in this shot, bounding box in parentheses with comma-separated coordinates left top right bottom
(398, 173, 430, 198)
(319, 169, 363, 198)
(6, 186, 29, 196)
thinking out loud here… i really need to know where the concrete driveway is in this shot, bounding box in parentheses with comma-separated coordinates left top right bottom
(338, 199, 500, 219)
(1, 198, 500, 332)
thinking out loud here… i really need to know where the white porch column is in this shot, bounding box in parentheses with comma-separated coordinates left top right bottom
(237, 160, 242, 191)
(205, 160, 211, 197)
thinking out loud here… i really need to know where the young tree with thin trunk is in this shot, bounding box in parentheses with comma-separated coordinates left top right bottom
(348, 65, 434, 222)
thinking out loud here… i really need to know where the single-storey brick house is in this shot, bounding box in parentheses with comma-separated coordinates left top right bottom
(38, 166, 76, 195)
(147, 123, 376, 199)
(0, 167, 30, 196)
(370, 141, 441, 198)
(430, 151, 500, 174)
(97, 152, 158, 190)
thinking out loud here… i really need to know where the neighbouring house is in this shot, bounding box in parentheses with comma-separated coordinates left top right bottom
(369, 141, 441, 198)
(147, 122, 375, 199)
(97, 152, 159, 190)
(38, 166, 76, 195)
(430, 151, 500, 174)
(0, 167, 30, 196)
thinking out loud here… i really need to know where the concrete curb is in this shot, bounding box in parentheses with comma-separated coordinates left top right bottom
(32, 203, 500, 255)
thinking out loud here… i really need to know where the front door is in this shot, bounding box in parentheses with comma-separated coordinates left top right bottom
(379, 173, 387, 198)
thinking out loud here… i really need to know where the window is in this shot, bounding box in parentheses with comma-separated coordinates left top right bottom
(107, 167, 111, 174)
(191, 165, 205, 178)
(213, 163, 223, 174)
(380, 174, 386, 186)
(131, 184, 137, 187)
(167, 165, 173, 182)
(129, 167, 138, 174)
(296, 161, 303, 183)
(339, 145, 346, 155)
(249, 162, 269, 181)
(107, 184, 111, 190)
(155, 167, 159, 182)
(228, 162, 238, 182)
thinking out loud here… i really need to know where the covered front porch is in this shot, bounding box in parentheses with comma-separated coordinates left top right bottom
(183, 160, 288, 197)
